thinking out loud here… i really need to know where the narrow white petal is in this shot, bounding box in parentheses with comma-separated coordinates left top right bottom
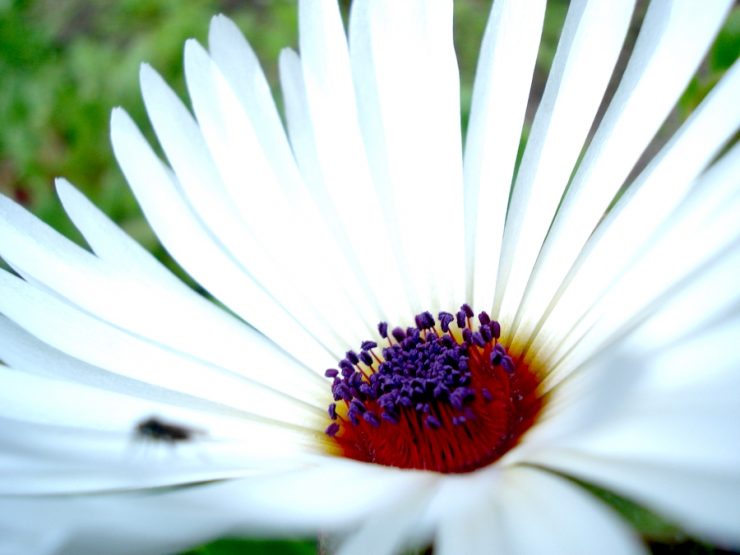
(0, 413, 313, 496)
(434, 467, 645, 555)
(55, 179, 178, 285)
(349, 0, 465, 311)
(183, 39, 373, 348)
(335, 483, 431, 555)
(289, 0, 413, 322)
(0, 269, 326, 427)
(531, 451, 740, 547)
(280, 45, 398, 332)
(141, 63, 352, 358)
(527, 316, 740, 469)
(0, 462, 430, 555)
(535, 60, 740, 361)
(435, 499, 504, 555)
(465, 0, 546, 309)
(208, 16, 385, 337)
(432, 473, 507, 555)
(0, 484, 247, 555)
(0, 317, 326, 454)
(110, 108, 335, 372)
(207, 15, 298, 196)
(542, 144, 740, 377)
(493, 467, 645, 555)
(0, 370, 321, 471)
(636, 315, 740, 394)
(516, 0, 734, 338)
(494, 0, 635, 329)
(0, 187, 327, 400)
(553, 239, 740, 383)
(523, 312, 740, 547)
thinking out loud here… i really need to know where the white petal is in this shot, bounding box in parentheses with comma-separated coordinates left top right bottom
(433, 474, 507, 555)
(0, 269, 325, 427)
(55, 179, 177, 285)
(554, 240, 740, 383)
(465, 0, 546, 309)
(349, 0, 465, 311)
(278, 45, 397, 328)
(184, 39, 376, 350)
(494, 0, 635, 329)
(0, 413, 311, 496)
(636, 314, 740, 394)
(207, 15, 298, 197)
(335, 482, 432, 555)
(434, 467, 643, 555)
(0, 186, 327, 402)
(534, 59, 740, 361)
(110, 107, 335, 372)
(526, 319, 740, 470)
(207, 16, 384, 337)
(0, 319, 324, 450)
(494, 467, 645, 555)
(435, 499, 505, 555)
(0, 482, 252, 555)
(140, 63, 355, 359)
(0, 317, 265, 425)
(525, 316, 740, 547)
(287, 0, 413, 322)
(515, 0, 734, 339)
(531, 451, 740, 547)
(0, 461, 429, 555)
(542, 143, 740, 378)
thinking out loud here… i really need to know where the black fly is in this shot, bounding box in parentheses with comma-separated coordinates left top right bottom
(134, 416, 203, 444)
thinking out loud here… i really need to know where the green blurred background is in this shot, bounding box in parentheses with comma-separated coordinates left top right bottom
(0, 0, 737, 553)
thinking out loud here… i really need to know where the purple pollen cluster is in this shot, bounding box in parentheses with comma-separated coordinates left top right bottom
(324, 305, 513, 436)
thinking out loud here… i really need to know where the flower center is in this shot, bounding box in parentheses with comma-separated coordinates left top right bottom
(323, 305, 543, 473)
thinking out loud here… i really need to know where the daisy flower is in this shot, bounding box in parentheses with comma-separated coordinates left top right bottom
(1, 0, 739, 553)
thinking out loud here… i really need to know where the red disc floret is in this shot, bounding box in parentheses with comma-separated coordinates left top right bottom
(324, 305, 543, 473)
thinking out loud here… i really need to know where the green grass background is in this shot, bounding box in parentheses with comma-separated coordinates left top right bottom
(0, 0, 738, 553)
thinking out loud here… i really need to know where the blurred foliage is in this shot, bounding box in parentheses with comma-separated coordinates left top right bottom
(0, 1, 738, 554)
(182, 537, 317, 555)
(0, 0, 299, 253)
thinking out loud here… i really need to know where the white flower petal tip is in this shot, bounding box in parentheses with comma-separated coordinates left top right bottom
(2, 1, 740, 554)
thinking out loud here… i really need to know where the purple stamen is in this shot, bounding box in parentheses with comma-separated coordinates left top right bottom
(425, 415, 441, 429)
(363, 412, 380, 427)
(391, 327, 406, 342)
(452, 415, 467, 426)
(324, 306, 516, 439)
(456, 310, 467, 329)
(489, 320, 501, 340)
(381, 412, 399, 424)
(438, 312, 454, 332)
(480, 325, 492, 342)
(350, 399, 367, 414)
(471, 331, 486, 348)
(462, 328, 473, 344)
(501, 356, 515, 374)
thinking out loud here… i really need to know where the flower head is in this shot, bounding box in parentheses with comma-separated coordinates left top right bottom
(1, 1, 739, 554)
